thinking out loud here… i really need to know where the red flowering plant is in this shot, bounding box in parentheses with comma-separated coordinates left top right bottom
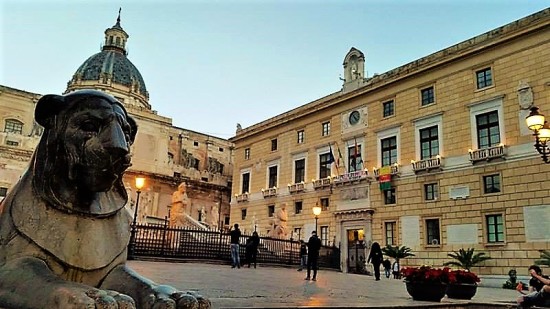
(400, 266, 454, 284)
(449, 269, 480, 285)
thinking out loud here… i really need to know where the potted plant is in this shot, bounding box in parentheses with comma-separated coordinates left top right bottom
(446, 269, 480, 299)
(400, 266, 452, 302)
(443, 248, 491, 300)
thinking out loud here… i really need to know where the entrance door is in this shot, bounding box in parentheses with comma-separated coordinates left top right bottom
(347, 229, 365, 273)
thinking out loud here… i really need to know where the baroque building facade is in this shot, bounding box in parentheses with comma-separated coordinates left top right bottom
(0, 14, 234, 228)
(229, 9, 550, 276)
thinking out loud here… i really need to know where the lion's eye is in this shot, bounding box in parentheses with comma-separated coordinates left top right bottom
(81, 121, 99, 133)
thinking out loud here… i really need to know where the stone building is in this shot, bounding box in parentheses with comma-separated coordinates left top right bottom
(229, 9, 550, 276)
(0, 13, 234, 228)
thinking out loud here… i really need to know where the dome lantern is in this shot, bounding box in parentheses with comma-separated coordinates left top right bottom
(103, 8, 129, 55)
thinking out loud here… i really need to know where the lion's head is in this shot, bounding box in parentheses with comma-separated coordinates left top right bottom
(30, 89, 137, 216)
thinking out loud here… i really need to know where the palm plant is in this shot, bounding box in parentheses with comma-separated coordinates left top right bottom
(535, 250, 550, 267)
(443, 248, 491, 270)
(381, 245, 415, 262)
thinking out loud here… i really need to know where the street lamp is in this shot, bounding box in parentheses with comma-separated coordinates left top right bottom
(312, 203, 322, 233)
(526, 106, 550, 163)
(128, 176, 145, 259)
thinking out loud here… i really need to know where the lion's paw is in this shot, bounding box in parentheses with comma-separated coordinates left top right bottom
(53, 287, 136, 309)
(149, 285, 210, 309)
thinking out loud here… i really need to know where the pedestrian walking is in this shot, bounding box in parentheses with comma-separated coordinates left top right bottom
(245, 231, 260, 268)
(229, 223, 241, 268)
(367, 242, 383, 281)
(382, 259, 391, 279)
(297, 240, 307, 271)
(305, 231, 321, 281)
(392, 260, 400, 279)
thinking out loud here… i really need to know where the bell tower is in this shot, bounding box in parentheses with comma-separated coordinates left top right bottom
(342, 47, 365, 93)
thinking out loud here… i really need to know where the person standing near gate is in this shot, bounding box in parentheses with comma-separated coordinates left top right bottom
(305, 231, 321, 281)
(367, 242, 383, 281)
(297, 240, 308, 271)
(230, 223, 241, 268)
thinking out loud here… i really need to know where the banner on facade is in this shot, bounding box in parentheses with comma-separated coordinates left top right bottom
(379, 165, 392, 190)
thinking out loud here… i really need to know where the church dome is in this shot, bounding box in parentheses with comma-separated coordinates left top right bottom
(66, 10, 150, 109)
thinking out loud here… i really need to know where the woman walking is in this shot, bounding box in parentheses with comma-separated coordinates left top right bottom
(367, 242, 383, 281)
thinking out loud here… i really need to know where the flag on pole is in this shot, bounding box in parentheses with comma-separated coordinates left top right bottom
(327, 143, 335, 164)
(336, 143, 347, 174)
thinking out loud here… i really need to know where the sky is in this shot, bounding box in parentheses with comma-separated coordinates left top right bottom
(1, 1, 548, 139)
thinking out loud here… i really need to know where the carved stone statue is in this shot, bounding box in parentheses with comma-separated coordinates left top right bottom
(270, 203, 288, 238)
(209, 203, 219, 230)
(170, 182, 189, 227)
(0, 90, 209, 309)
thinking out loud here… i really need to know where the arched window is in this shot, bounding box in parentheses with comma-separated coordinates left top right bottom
(4, 119, 23, 134)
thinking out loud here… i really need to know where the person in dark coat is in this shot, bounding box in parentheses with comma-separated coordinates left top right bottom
(367, 242, 383, 281)
(229, 223, 241, 268)
(245, 231, 260, 268)
(297, 240, 308, 271)
(382, 259, 391, 278)
(305, 231, 322, 281)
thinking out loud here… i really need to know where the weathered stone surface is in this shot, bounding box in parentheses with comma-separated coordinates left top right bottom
(0, 90, 209, 309)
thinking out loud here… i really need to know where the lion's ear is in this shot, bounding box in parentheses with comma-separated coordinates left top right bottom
(35, 94, 66, 128)
(126, 114, 138, 144)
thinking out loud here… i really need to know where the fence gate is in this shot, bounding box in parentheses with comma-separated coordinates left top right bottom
(347, 229, 365, 274)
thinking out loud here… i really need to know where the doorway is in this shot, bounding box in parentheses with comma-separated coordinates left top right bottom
(347, 229, 365, 273)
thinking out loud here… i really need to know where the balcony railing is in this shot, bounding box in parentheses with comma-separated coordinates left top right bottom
(288, 182, 305, 194)
(469, 144, 506, 163)
(312, 177, 332, 189)
(373, 164, 399, 178)
(262, 187, 277, 198)
(235, 193, 249, 203)
(411, 156, 441, 173)
(333, 170, 369, 185)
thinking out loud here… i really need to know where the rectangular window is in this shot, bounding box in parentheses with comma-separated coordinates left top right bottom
(0, 187, 7, 198)
(320, 197, 329, 211)
(483, 174, 501, 194)
(385, 222, 396, 245)
(486, 214, 504, 243)
(347, 144, 363, 172)
(268, 166, 278, 188)
(244, 148, 250, 160)
(319, 153, 332, 178)
(476, 67, 493, 89)
(271, 139, 278, 151)
(476, 111, 500, 148)
(241, 208, 247, 220)
(193, 141, 199, 147)
(219, 147, 224, 152)
(6, 140, 19, 146)
(268, 205, 275, 217)
(424, 183, 438, 201)
(384, 188, 396, 205)
(320, 226, 329, 246)
(194, 159, 200, 170)
(381, 136, 397, 166)
(294, 227, 302, 240)
(383, 100, 394, 117)
(421, 86, 435, 106)
(419, 126, 439, 160)
(426, 219, 440, 245)
(241, 172, 250, 194)
(4, 119, 23, 134)
(297, 130, 304, 144)
(294, 159, 305, 183)
(322, 121, 331, 136)
(294, 201, 303, 214)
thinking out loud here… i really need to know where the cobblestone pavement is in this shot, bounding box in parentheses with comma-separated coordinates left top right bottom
(128, 261, 519, 308)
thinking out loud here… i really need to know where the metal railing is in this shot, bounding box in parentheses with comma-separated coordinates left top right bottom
(129, 222, 341, 270)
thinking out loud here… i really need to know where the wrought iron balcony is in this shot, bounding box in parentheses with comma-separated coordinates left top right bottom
(372, 164, 399, 179)
(332, 170, 369, 185)
(288, 182, 305, 194)
(411, 156, 441, 173)
(235, 192, 249, 203)
(312, 177, 332, 189)
(468, 144, 506, 163)
(262, 187, 277, 198)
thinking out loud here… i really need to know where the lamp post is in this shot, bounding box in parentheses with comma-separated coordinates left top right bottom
(128, 176, 145, 259)
(312, 203, 322, 233)
(526, 106, 550, 163)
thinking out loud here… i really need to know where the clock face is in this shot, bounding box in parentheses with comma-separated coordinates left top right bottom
(349, 110, 360, 125)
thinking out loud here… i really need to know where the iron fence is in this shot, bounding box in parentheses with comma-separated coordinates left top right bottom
(129, 222, 341, 270)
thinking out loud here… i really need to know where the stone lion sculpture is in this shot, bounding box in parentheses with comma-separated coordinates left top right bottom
(0, 90, 209, 309)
